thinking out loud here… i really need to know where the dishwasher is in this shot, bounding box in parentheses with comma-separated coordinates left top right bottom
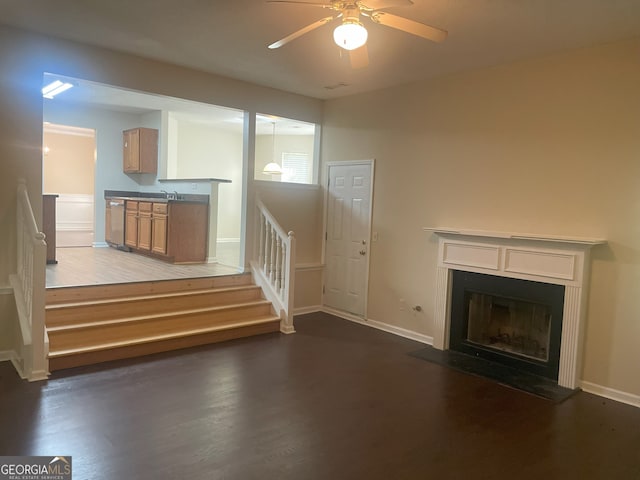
(108, 198, 128, 250)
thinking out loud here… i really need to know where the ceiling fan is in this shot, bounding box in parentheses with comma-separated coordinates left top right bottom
(267, 0, 447, 68)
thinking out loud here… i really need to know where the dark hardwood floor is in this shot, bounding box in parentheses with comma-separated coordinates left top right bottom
(1, 313, 639, 479)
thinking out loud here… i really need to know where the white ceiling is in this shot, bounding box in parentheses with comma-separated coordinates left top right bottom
(4, 0, 640, 100)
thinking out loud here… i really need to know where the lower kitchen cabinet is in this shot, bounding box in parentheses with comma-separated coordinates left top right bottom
(125, 201, 138, 248)
(151, 203, 168, 255)
(166, 202, 208, 263)
(137, 202, 152, 251)
(122, 199, 208, 263)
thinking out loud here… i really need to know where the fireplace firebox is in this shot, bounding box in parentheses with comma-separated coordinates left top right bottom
(450, 270, 565, 380)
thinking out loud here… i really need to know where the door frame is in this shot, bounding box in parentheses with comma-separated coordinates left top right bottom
(322, 159, 375, 318)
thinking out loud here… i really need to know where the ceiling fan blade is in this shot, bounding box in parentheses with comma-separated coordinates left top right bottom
(350, 44, 369, 69)
(372, 12, 447, 43)
(267, 1, 332, 7)
(359, 0, 413, 10)
(268, 16, 335, 49)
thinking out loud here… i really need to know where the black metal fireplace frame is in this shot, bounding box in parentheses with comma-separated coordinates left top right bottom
(449, 270, 565, 380)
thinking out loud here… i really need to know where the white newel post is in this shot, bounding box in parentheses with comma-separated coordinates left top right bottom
(425, 228, 605, 390)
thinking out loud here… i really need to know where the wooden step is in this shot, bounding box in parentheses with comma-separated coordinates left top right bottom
(45, 273, 252, 305)
(48, 318, 281, 371)
(48, 301, 274, 350)
(45, 273, 282, 372)
(46, 285, 263, 327)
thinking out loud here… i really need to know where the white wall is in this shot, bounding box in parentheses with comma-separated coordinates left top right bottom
(322, 38, 640, 400)
(174, 120, 243, 240)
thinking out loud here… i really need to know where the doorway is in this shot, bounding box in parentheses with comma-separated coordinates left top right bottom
(324, 160, 374, 317)
(42, 123, 96, 247)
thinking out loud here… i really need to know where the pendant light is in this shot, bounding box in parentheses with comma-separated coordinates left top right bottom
(263, 121, 282, 175)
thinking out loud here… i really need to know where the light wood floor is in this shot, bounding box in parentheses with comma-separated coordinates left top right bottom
(46, 247, 243, 288)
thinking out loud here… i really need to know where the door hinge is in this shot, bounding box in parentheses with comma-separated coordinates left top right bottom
(325, 231, 328, 241)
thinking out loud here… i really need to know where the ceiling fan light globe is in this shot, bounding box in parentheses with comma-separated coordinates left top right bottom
(333, 22, 368, 51)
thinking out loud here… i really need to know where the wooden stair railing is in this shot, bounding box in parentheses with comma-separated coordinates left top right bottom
(9, 179, 49, 380)
(251, 196, 296, 334)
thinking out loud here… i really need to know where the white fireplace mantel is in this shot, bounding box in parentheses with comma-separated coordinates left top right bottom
(424, 227, 606, 389)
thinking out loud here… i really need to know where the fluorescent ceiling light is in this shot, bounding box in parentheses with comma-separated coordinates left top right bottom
(42, 80, 74, 99)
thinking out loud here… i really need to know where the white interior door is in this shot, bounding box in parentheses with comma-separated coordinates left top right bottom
(324, 162, 373, 316)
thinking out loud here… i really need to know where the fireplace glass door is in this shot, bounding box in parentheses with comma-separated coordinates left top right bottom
(450, 271, 565, 380)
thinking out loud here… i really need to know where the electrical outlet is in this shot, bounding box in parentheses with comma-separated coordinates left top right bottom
(372, 231, 379, 242)
(191, 183, 197, 191)
(399, 298, 406, 311)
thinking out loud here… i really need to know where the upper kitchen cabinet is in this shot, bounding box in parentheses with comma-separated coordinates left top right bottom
(123, 127, 158, 174)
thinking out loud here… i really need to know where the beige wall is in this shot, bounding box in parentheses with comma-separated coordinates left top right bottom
(321, 38, 640, 397)
(254, 182, 324, 265)
(43, 131, 95, 195)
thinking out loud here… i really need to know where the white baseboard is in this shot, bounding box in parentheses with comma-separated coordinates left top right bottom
(294, 305, 323, 315)
(57, 230, 94, 247)
(217, 238, 240, 244)
(316, 309, 640, 409)
(322, 306, 433, 345)
(581, 381, 640, 409)
(0, 350, 14, 362)
(296, 263, 324, 272)
(0, 284, 12, 295)
(93, 242, 109, 248)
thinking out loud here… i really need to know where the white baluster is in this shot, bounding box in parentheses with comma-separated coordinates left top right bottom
(275, 236, 282, 294)
(280, 242, 287, 300)
(263, 221, 271, 274)
(258, 212, 265, 268)
(269, 227, 276, 284)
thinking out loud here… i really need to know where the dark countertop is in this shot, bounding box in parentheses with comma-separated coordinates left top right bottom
(104, 190, 209, 204)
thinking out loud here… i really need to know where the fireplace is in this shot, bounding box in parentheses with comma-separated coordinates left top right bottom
(449, 270, 565, 380)
(425, 227, 605, 389)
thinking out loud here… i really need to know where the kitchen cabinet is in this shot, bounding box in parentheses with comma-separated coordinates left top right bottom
(166, 202, 208, 263)
(151, 203, 168, 255)
(137, 202, 152, 251)
(125, 201, 138, 248)
(120, 198, 208, 263)
(123, 128, 158, 174)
